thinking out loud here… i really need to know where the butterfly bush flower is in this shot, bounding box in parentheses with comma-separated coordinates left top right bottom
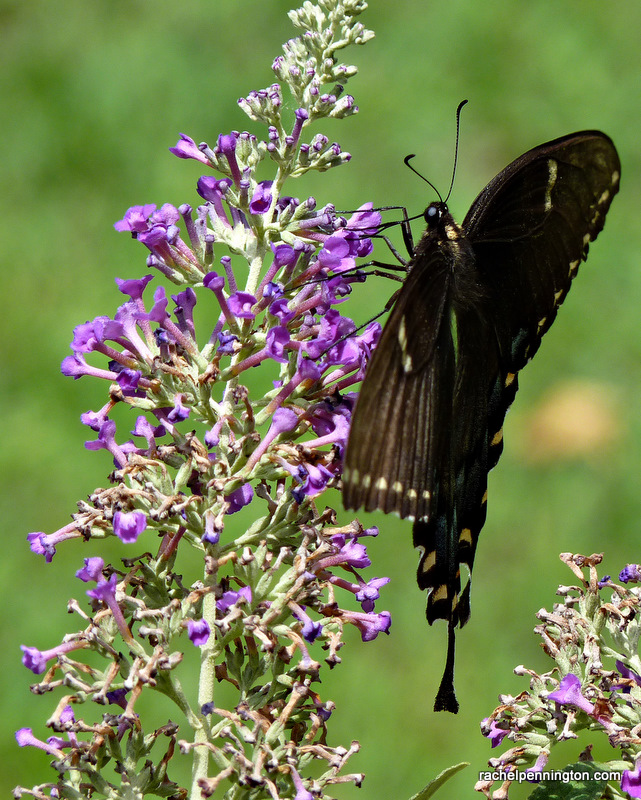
(16, 3, 392, 799)
(475, 553, 641, 800)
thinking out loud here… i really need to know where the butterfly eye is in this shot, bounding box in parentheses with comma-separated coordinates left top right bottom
(424, 204, 442, 226)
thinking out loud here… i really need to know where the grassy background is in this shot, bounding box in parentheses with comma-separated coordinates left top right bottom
(2, 0, 640, 797)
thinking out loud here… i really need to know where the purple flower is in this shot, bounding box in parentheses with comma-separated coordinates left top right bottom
(201, 513, 220, 545)
(188, 619, 211, 647)
(249, 180, 274, 214)
(76, 556, 105, 582)
(169, 133, 209, 165)
(20, 640, 87, 675)
(355, 577, 390, 613)
(622, 758, 641, 798)
(227, 291, 257, 319)
(87, 573, 119, 603)
(481, 717, 509, 748)
(613, 660, 641, 694)
(20, 646, 49, 675)
(290, 765, 314, 800)
(342, 609, 391, 642)
(292, 606, 323, 643)
(292, 463, 334, 502)
(620, 564, 641, 583)
(167, 394, 190, 423)
(28, 523, 82, 562)
(265, 326, 291, 363)
(547, 673, 595, 715)
(217, 586, 252, 614)
(15, 728, 65, 758)
(113, 511, 147, 544)
(114, 204, 157, 233)
(226, 484, 254, 514)
(106, 688, 129, 709)
(315, 537, 371, 571)
(115, 274, 155, 301)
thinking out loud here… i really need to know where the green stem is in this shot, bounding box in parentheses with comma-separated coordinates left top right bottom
(190, 576, 219, 797)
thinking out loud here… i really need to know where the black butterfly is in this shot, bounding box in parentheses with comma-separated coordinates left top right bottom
(342, 129, 620, 713)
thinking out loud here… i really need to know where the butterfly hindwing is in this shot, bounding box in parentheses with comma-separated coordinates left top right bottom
(342, 130, 620, 713)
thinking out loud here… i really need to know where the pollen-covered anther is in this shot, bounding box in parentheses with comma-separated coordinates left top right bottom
(375, 476, 388, 490)
(392, 481, 403, 493)
(505, 372, 516, 387)
(491, 428, 503, 446)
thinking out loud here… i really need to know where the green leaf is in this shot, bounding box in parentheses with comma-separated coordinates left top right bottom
(526, 762, 611, 800)
(408, 762, 469, 800)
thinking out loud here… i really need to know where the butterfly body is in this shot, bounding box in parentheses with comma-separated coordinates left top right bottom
(342, 131, 620, 712)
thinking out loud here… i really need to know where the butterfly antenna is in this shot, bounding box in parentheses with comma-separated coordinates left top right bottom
(403, 154, 443, 202)
(403, 99, 468, 205)
(444, 99, 468, 203)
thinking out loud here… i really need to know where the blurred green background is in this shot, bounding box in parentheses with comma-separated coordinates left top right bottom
(2, 0, 640, 797)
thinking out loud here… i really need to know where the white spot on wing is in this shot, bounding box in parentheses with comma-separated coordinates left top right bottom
(544, 159, 558, 212)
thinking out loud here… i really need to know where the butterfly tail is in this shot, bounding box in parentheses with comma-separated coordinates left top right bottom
(433, 619, 459, 713)
(414, 516, 468, 714)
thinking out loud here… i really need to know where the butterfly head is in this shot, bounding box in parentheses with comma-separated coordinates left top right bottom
(424, 202, 448, 229)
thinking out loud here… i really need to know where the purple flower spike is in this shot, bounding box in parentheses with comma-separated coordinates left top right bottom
(622, 758, 641, 798)
(547, 674, 595, 715)
(188, 619, 211, 647)
(113, 511, 147, 544)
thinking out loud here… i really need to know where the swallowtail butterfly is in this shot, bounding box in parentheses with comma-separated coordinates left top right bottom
(342, 129, 620, 712)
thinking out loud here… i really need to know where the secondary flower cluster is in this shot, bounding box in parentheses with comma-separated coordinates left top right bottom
(476, 553, 641, 800)
(17, 3, 388, 799)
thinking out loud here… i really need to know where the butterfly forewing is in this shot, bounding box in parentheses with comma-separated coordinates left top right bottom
(342, 130, 620, 713)
(465, 131, 621, 371)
